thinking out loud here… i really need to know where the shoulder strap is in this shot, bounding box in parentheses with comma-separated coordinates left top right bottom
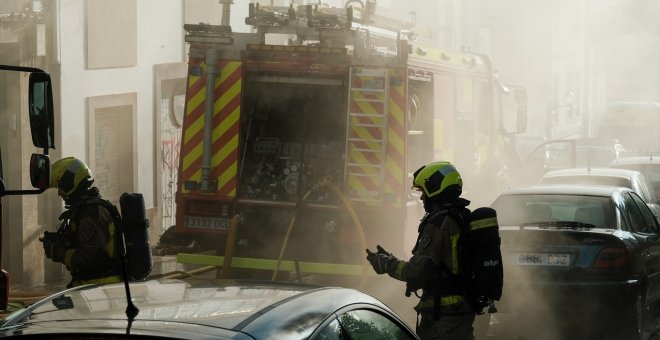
(82, 198, 121, 220)
(76, 198, 124, 246)
(434, 209, 471, 283)
(421, 211, 443, 228)
(421, 208, 453, 228)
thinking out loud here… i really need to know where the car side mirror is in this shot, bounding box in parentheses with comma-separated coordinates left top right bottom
(29, 154, 50, 190)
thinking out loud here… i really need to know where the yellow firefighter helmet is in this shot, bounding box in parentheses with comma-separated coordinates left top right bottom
(412, 161, 463, 199)
(50, 157, 94, 199)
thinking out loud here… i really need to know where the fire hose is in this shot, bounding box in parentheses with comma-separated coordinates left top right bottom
(271, 178, 369, 289)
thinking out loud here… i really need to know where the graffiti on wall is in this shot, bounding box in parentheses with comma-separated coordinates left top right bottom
(160, 94, 183, 230)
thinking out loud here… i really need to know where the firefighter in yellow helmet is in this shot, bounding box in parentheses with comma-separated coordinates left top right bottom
(40, 157, 122, 288)
(366, 161, 476, 340)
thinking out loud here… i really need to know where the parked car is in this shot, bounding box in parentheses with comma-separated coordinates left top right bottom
(610, 155, 660, 201)
(503, 138, 625, 187)
(489, 185, 660, 340)
(0, 277, 419, 339)
(538, 167, 660, 221)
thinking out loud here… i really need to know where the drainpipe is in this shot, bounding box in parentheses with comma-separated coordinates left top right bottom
(199, 0, 232, 192)
(201, 49, 219, 192)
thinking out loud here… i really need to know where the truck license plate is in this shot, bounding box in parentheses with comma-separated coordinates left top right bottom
(184, 216, 230, 230)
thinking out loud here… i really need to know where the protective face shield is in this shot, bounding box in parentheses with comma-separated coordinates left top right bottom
(50, 157, 94, 200)
(412, 161, 463, 199)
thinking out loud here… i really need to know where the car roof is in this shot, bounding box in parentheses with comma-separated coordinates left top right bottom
(499, 184, 632, 197)
(611, 156, 660, 165)
(546, 137, 621, 145)
(542, 167, 643, 179)
(532, 138, 624, 151)
(0, 278, 396, 338)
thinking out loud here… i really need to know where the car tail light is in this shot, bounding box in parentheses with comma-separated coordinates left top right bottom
(592, 247, 630, 274)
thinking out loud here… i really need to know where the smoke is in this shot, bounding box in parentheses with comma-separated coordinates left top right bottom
(234, 0, 655, 330)
(184, 1, 656, 336)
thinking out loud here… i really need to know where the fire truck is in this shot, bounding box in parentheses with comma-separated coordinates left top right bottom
(174, 2, 526, 281)
(0, 65, 54, 309)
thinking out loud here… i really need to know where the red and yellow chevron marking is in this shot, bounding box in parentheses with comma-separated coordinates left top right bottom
(346, 67, 406, 207)
(384, 68, 406, 208)
(180, 59, 242, 197)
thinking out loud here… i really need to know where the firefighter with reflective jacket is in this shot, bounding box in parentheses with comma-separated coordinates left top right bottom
(40, 157, 122, 288)
(367, 161, 476, 340)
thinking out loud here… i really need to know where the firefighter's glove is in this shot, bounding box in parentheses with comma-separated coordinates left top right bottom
(41, 232, 66, 263)
(366, 245, 399, 275)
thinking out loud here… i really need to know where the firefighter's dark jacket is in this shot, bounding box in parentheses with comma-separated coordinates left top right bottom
(387, 197, 474, 314)
(57, 187, 121, 283)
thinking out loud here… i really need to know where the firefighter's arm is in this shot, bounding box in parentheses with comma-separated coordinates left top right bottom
(389, 223, 445, 283)
(40, 232, 66, 263)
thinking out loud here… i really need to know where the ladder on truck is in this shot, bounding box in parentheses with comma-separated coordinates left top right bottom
(345, 67, 390, 205)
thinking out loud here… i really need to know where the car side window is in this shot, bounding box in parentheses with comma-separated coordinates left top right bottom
(623, 193, 647, 232)
(626, 192, 660, 233)
(315, 309, 415, 340)
(315, 318, 349, 340)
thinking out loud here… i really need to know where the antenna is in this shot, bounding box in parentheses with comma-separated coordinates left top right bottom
(109, 202, 139, 333)
(119, 234, 139, 333)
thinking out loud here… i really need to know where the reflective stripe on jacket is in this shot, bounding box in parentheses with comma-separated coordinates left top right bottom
(416, 294, 464, 308)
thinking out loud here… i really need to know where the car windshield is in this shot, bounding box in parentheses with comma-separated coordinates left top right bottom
(492, 194, 613, 228)
(541, 175, 631, 188)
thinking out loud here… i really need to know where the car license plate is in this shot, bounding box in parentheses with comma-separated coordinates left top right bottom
(184, 216, 230, 231)
(515, 253, 570, 266)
